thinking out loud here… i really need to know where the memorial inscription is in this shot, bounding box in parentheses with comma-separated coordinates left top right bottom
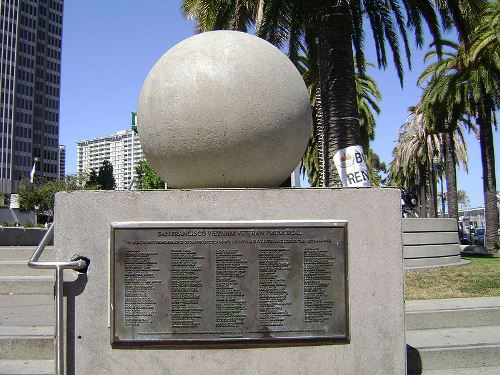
(111, 221, 348, 345)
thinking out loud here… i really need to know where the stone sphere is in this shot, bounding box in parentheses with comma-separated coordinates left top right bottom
(137, 31, 311, 188)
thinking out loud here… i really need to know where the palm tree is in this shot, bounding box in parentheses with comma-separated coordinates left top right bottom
(389, 103, 468, 218)
(419, 43, 475, 219)
(389, 105, 443, 217)
(468, 2, 500, 252)
(182, 0, 485, 187)
(418, 6, 499, 252)
(297, 47, 382, 187)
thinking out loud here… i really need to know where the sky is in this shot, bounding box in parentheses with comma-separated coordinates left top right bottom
(59, 0, 499, 208)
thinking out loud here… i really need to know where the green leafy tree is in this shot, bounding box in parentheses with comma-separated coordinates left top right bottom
(65, 173, 91, 189)
(136, 160, 165, 189)
(18, 176, 84, 219)
(87, 169, 99, 189)
(182, 0, 485, 186)
(97, 160, 115, 190)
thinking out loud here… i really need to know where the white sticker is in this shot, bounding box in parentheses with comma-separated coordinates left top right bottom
(333, 145, 371, 187)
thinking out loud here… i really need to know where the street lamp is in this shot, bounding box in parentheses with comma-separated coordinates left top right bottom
(30, 157, 39, 183)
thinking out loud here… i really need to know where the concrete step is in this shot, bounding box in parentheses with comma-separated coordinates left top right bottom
(0, 262, 53, 277)
(0, 360, 53, 374)
(406, 297, 500, 330)
(0, 277, 54, 295)
(420, 366, 500, 374)
(0, 326, 54, 360)
(407, 325, 500, 372)
(0, 247, 53, 262)
(0, 295, 54, 364)
(0, 295, 54, 327)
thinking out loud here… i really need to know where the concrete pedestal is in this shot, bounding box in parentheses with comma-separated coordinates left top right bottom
(55, 188, 405, 375)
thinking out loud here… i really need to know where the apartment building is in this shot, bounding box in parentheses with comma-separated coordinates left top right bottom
(76, 130, 144, 190)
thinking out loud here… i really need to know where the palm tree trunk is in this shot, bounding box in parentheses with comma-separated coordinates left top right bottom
(313, 89, 326, 187)
(428, 164, 438, 218)
(419, 163, 427, 217)
(478, 112, 499, 253)
(313, 2, 366, 187)
(443, 131, 458, 219)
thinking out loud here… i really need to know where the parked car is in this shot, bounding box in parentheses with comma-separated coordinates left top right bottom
(472, 228, 485, 246)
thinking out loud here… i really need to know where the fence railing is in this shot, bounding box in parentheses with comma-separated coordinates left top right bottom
(28, 224, 89, 375)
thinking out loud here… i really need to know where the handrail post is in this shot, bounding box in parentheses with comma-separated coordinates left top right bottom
(55, 266, 64, 375)
(28, 223, 89, 375)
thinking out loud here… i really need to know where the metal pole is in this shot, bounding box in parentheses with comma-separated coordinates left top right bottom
(29, 224, 88, 375)
(55, 266, 64, 375)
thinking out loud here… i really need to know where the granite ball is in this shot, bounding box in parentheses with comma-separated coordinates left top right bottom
(137, 31, 311, 188)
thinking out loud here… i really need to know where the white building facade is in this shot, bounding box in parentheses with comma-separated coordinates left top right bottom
(76, 130, 144, 190)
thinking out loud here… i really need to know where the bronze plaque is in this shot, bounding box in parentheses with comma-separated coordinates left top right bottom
(110, 221, 348, 345)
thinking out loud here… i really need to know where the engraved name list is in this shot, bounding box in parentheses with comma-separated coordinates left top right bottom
(111, 222, 348, 345)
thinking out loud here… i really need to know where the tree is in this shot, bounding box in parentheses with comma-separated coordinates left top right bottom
(388, 105, 443, 217)
(18, 176, 84, 219)
(419, 41, 476, 220)
(417, 4, 500, 252)
(183, 0, 485, 187)
(97, 160, 115, 190)
(136, 160, 165, 189)
(298, 54, 384, 187)
(87, 169, 99, 189)
(457, 190, 470, 211)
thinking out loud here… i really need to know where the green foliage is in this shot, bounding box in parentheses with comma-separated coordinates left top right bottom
(136, 160, 165, 189)
(97, 160, 115, 190)
(18, 180, 65, 218)
(86, 169, 99, 189)
(182, 0, 485, 187)
(366, 152, 387, 187)
(85, 161, 115, 190)
(17, 175, 85, 218)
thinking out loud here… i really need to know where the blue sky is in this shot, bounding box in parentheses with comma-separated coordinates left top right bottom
(60, 0, 498, 208)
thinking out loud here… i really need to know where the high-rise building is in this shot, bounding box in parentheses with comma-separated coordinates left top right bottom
(58, 143, 64, 180)
(77, 130, 144, 190)
(0, 0, 63, 194)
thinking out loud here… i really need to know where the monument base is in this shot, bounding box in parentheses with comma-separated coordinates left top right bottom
(55, 188, 405, 375)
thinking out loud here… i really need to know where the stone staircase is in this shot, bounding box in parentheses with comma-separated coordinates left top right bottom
(407, 297, 500, 374)
(1, 244, 499, 375)
(0, 246, 54, 375)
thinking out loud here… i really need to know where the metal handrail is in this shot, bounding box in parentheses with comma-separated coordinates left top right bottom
(28, 223, 88, 375)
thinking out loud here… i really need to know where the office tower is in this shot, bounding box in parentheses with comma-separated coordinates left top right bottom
(58, 143, 64, 180)
(0, 0, 63, 194)
(77, 130, 144, 190)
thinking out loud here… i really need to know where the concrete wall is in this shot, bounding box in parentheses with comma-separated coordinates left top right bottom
(403, 218, 462, 268)
(0, 207, 35, 225)
(0, 227, 52, 246)
(55, 188, 405, 375)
